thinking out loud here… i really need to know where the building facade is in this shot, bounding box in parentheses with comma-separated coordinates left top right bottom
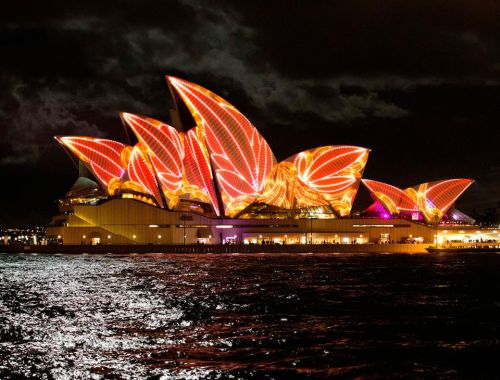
(45, 76, 484, 246)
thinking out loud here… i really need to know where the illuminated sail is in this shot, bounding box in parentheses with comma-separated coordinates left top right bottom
(57, 76, 473, 220)
(56, 136, 126, 195)
(363, 178, 474, 222)
(167, 76, 276, 217)
(362, 179, 417, 214)
(405, 179, 474, 222)
(260, 146, 369, 216)
(121, 112, 220, 214)
(126, 145, 164, 208)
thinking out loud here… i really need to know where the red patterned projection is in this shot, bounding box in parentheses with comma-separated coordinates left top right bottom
(121, 113, 220, 215)
(362, 179, 417, 214)
(406, 179, 474, 222)
(56, 137, 126, 195)
(57, 76, 473, 219)
(363, 178, 474, 222)
(167, 76, 276, 217)
(127, 145, 164, 208)
(183, 127, 220, 216)
(121, 113, 183, 195)
(260, 146, 369, 216)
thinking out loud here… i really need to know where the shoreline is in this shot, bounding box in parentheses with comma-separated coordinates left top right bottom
(2, 243, 498, 255)
(0, 243, 443, 254)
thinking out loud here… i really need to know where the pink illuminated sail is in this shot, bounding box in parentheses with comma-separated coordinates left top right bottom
(362, 179, 417, 214)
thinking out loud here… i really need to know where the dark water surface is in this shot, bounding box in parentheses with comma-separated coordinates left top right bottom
(1, 252, 500, 379)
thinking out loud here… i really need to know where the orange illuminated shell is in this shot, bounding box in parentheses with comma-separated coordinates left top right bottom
(56, 136, 126, 194)
(57, 76, 472, 219)
(260, 146, 369, 216)
(121, 112, 220, 215)
(363, 178, 474, 222)
(405, 179, 474, 222)
(362, 179, 417, 214)
(126, 145, 164, 208)
(167, 76, 276, 217)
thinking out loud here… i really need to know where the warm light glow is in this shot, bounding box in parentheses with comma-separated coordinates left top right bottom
(126, 145, 164, 207)
(260, 145, 369, 215)
(168, 76, 276, 217)
(363, 178, 473, 223)
(362, 179, 417, 213)
(58, 78, 371, 217)
(56, 137, 126, 195)
(353, 224, 395, 227)
(58, 76, 474, 223)
(406, 179, 474, 223)
(121, 113, 219, 214)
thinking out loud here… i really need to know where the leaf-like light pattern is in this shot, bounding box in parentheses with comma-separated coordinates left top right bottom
(362, 179, 417, 214)
(291, 146, 369, 216)
(259, 146, 369, 216)
(56, 136, 126, 195)
(121, 113, 220, 215)
(405, 179, 473, 223)
(167, 76, 276, 217)
(57, 76, 474, 220)
(184, 127, 220, 216)
(127, 145, 164, 208)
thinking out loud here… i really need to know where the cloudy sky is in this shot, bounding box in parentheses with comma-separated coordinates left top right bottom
(1, 0, 499, 226)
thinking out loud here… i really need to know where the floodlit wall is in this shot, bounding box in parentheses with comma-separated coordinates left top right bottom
(46, 199, 439, 245)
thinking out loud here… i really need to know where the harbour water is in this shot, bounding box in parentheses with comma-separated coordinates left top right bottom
(1, 252, 499, 379)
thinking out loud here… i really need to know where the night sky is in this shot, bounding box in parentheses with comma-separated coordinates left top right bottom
(1, 0, 499, 227)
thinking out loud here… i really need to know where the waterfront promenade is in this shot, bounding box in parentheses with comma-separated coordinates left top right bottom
(2, 242, 498, 254)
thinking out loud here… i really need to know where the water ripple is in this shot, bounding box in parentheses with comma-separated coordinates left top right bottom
(1, 253, 500, 379)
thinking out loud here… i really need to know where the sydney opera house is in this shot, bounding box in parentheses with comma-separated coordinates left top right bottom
(46, 76, 485, 246)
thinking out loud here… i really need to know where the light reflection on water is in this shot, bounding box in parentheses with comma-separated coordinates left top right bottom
(1, 252, 500, 379)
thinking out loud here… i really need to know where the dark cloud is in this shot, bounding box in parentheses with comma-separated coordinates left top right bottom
(0, 0, 498, 226)
(231, 1, 500, 79)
